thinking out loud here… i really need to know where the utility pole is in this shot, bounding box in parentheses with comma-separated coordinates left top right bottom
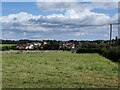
(109, 24, 112, 45)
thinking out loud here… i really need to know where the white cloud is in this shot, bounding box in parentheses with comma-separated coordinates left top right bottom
(2, 2, 118, 40)
(2, 10, 112, 30)
(36, 2, 118, 12)
(75, 32, 86, 36)
(89, 2, 118, 10)
(36, 2, 78, 11)
(35, 2, 118, 27)
(2, 12, 34, 23)
(110, 13, 119, 23)
(25, 25, 49, 31)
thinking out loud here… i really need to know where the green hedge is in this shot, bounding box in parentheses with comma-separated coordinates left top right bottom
(76, 47, 120, 62)
(76, 48, 103, 54)
(102, 48, 120, 62)
(2, 46, 16, 51)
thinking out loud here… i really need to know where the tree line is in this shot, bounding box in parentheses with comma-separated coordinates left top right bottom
(1, 38, 120, 62)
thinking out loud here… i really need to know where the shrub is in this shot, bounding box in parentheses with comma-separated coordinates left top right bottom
(102, 47, 120, 62)
(76, 48, 102, 53)
(2, 46, 16, 51)
(76, 47, 120, 62)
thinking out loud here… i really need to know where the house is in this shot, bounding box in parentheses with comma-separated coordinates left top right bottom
(16, 44, 28, 50)
(33, 42, 41, 46)
(17, 43, 34, 50)
(59, 41, 80, 50)
(43, 42, 47, 45)
(17, 42, 44, 50)
(16, 41, 81, 50)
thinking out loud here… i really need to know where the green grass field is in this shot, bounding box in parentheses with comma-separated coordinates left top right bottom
(0, 44, 16, 48)
(2, 51, 118, 88)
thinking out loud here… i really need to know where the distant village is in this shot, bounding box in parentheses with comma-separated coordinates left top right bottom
(16, 41, 81, 50)
(1, 38, 119, 51)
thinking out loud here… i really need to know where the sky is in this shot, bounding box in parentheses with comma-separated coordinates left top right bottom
(1, 1, 119, 40)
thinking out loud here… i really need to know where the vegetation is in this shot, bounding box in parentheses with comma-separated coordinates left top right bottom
(0, 44, 16, 48)
(2, 51, 118, 88)
(1, 38, 120, 61)
(0, 44, 16, 51)
(76, 39, 120, 62)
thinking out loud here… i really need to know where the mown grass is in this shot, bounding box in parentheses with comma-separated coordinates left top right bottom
(2, 51, 118, 88)
(0, 44, 16, 48)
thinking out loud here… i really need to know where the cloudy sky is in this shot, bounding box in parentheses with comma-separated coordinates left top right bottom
(1, 2, 119, 40)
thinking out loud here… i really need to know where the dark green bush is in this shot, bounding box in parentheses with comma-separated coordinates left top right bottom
(76, 48, 103, 53)
(102, 47, 120, 62)
(76, 47, 120, 62)
(2, 46, 16, 51)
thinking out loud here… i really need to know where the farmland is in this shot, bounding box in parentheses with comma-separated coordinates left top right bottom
(0, 44, 16, 48)
(2, 51, 118, 88)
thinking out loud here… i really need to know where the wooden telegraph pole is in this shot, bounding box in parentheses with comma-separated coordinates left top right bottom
(109, 24, 112, 45)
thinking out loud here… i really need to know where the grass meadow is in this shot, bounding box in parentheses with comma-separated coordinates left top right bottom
(0, 44, 16, 48)
(2, 51, 118, 88)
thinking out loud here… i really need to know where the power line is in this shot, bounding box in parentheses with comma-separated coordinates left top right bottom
(12, 23, 120, 27)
